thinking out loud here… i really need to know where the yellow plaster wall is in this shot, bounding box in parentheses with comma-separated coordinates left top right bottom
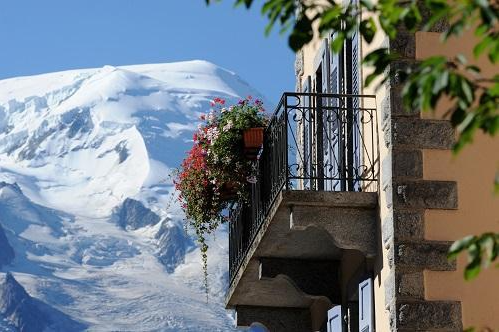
(363, 30, 392, 332)
(417, 31, 499, 329)
(298, 5, 392, 330)
(300, 25, 324, 85)
(300, 0, 332, 83)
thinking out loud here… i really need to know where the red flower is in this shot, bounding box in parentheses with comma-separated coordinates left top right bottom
(213, 97, 225, 105)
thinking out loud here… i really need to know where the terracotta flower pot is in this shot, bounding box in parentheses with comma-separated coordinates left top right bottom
(243, 127, 264, 148)
(243, 127, 264, 160)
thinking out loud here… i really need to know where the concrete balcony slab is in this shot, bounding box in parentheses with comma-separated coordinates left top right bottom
(227, 190, 378, 312)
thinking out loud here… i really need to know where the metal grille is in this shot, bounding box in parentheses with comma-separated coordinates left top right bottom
(229, 92, 379, 286)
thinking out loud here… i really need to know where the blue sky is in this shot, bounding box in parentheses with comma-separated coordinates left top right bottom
(0, 0, 295, 104)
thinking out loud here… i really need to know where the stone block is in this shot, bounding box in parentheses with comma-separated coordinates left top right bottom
(390, 32, 416, 59)
(393, 209, 424, 241)
(393, 149, 423, 179)
(390, 60, 419, 86)
(397, 301, 462, 331)
(395, 241, 456, 271)
(392, 118, 455, 150)
(390, 85, 420, 117)
(394, 180, 458, 210)
(397, 271, 424, 298)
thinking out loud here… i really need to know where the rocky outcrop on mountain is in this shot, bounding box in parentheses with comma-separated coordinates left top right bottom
(156, 222, 194, 273)
(0, 273, 47, 332)
(0, 61, 258, 330)
(0, 223, 14, 268)
(0, 273, 86, 332)
(115, 198, 160, 230)
(0, 182, 22, 194)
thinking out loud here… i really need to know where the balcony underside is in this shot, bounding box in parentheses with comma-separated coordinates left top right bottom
(226, 190, 378, 328)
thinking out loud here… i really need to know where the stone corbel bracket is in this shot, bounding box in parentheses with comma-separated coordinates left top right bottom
(287, 191, 378, 257)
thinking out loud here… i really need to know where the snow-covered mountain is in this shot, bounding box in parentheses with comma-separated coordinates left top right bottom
(0, 61, 266, 331)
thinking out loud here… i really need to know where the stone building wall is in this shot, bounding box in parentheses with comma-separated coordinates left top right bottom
(293, 5, 498, 330)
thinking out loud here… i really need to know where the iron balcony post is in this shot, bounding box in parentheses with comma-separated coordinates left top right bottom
(284, 93, 289, 191)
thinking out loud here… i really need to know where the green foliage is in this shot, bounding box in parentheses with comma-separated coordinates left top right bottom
(448, 233, 499, 280)
(495, 171, 499, 194)
(175, 97, 268, 295)
(205, 0, 499, 279)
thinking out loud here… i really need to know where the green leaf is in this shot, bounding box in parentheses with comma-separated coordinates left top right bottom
(495, 171, 499, 195)
(475, 24, 488, 37)
(234, 0, 253, 8)
(360, 0, 375, 10)
(331, 34, 345, 53)
(459, 78, 474, 105)
(448, 235, 475, 260)
(456, 53, 467, 65)
(403, 4, 422, 31)
(288, 14, 314, 51)
(365, 73, 378, 87)
(318, 6, 343, 35)
(360, 18, 377, 43)
(450, 108, 466, 127)
(466, 65, 481, 75)
(479, 234, 495, 267)
(490, 38, 499, 63)
(465, 256, 482, 280)
(473, 35, 492, 58)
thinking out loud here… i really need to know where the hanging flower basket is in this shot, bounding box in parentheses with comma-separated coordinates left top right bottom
(175, 96, 269, 295)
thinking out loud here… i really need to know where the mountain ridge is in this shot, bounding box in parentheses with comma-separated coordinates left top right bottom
(0, 60, 265, 331)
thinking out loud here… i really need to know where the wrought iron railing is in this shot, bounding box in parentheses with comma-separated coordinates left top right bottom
(229, 92, 379, 286)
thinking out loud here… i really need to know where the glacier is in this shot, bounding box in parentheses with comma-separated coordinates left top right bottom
(0, 61, 267, 331)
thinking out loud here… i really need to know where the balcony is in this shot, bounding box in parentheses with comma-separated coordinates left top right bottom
(227, 92, 379, 331)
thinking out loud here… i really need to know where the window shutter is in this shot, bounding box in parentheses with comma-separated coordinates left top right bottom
(349, 0, 361, 97)
(359, 278, 374, 332)
(321, 38, 330, 94)
(327, 305, 344, 332)
(350, 0, 362, 192)
(329, 32, 340, 95)
(326, 32, 342, 191)
(301, 76, 312, 190)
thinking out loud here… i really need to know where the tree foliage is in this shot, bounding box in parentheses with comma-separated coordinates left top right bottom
(206, 0, 499, 279)
(448, 233, 499, 280)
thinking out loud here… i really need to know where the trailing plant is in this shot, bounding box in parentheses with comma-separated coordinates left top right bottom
(175, 96, 268, 295)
